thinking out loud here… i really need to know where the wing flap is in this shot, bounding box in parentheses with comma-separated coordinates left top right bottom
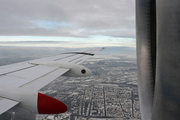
(0, 63, 35, 76)
(68, 48, 104, 64)
(20, 68, 69, 91)
(29, 48, 96, 63)
(0, 65, 60, 88)
(0, 65, 69, 91)
(0, 98, 19, 114)
(30, 48, 103, 64)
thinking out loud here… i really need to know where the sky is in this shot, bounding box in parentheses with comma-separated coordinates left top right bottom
(0, 0, 136, 48)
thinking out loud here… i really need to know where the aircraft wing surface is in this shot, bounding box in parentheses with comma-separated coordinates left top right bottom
(0, 47, 104, 114)
(0, 97, 19, 114)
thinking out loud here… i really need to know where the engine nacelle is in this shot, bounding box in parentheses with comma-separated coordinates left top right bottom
(61, 63, 92, 77)
(0, 87, 67, 114)
(31, 62, 92, 77)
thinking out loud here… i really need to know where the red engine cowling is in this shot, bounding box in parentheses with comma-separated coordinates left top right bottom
(0, 87, 67, 114)
(37, 93, 67, 114)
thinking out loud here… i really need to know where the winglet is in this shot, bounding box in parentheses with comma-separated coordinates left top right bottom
(100, 47, 105, 51)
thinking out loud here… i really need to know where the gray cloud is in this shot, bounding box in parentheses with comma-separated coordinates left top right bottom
(0, 0, 135, 38)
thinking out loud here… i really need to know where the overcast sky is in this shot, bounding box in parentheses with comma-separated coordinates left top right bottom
(0, 0, 135, 48)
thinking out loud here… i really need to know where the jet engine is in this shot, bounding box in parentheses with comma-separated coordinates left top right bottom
(136, 0, 180, 120)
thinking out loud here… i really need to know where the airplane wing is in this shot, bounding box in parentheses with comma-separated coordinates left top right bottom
(0, 47, 104, 115)
(0, 98, 19, 114)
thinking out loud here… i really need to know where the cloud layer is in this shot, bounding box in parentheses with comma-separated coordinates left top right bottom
(0, 0, 135, 38)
